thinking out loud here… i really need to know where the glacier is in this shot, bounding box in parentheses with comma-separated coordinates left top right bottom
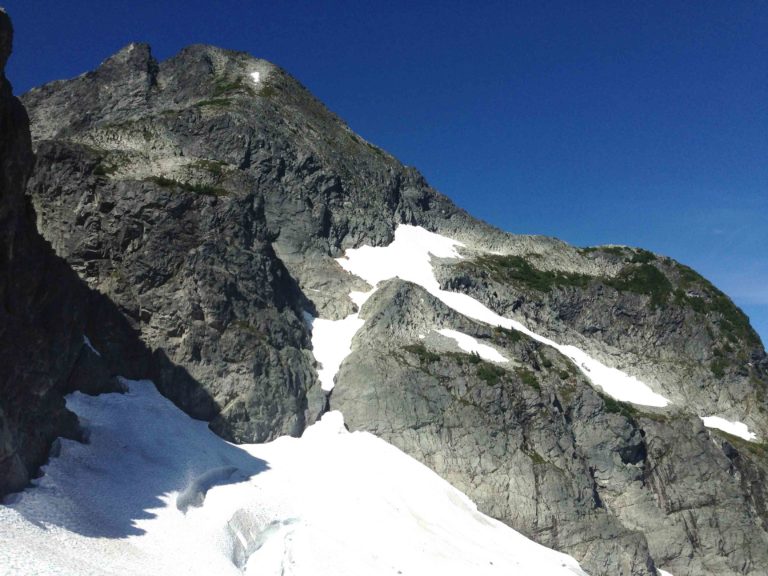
(0, 379, 588, 576)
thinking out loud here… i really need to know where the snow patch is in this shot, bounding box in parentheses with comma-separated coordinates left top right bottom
(337, 225, 464, 292)
(305, 312, 365, 392)
(250, 71, 260, 84)
(349, 288, 375, 308)
(437, 328, 508, 363)
(701, 416, 757, 441)
(83, 334, 101, 357)
(338, 225, 670, 407)
(0, 380, 589, 576)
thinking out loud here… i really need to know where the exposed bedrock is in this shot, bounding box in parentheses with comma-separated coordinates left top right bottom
(10, 22, 768, 575)
(333, 280, 768, 576)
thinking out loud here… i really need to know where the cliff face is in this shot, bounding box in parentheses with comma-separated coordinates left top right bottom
(333, 279, 768, 576)
(0, 11, 192, 497)
(13, 32, 768, 576)
(0, 10, 111, 494)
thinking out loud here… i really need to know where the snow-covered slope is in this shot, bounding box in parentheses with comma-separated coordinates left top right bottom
(332, 225, 757, 441)
(0, 379, 588, 576)
(336, 225, 671, 407)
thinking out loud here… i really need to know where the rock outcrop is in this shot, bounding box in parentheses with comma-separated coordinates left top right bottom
(334, 279, 768, 576)
(13, 32, 768, 576)
(433, 247, 768, 436)
(0, 10, 208, 498)
(0, 8, 97, 495)
(0, 10, 127, 495)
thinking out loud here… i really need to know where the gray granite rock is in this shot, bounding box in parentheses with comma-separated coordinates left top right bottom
(14, 33, 768, 576)
(334, 280, 768, 576)
(0, 11, 130, 496)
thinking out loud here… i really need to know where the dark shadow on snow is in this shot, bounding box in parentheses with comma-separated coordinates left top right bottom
(7, 374, 270, 538)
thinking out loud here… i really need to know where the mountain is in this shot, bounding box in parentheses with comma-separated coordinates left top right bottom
(0, 379, 589, 576)
(2, 10, 768, 576)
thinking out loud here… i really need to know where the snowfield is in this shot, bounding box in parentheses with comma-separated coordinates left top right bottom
(305, 312, 365, 391)
(0, 380, 588, 576)
(337, 225, 671, 407)
(1, 226, 754, 575)
(437, 328, 509, 363)
(700, 416, 757, 441)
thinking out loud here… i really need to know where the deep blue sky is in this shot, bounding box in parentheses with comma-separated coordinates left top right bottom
(3, 1, 766, 345)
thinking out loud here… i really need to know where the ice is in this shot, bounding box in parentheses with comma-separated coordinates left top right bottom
(701, 416, 757, 441)
(0, 379, 267, 576)
(437, 328, 508, 362)
(0, 380, 589, 576)
(337, 225, 670, 407)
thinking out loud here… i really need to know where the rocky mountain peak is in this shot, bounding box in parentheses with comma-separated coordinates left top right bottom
(3, 24, 768, 575)
(95, 41, 156, 80)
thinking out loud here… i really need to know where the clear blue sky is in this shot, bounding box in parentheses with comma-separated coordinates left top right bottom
(3, 1, 766, 345)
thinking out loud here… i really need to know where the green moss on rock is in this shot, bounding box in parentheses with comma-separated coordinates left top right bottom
(516, 368, 541, 391)
(403, 343, 440, 364)
(605, 264, 673, 308)
(462, 254, 591, 292)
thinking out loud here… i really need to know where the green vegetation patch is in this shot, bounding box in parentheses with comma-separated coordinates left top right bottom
(599, 393, 640, 420)
(258, 84, 277, 98)
(462, 254, 592, 292)
(711, 429, 768, 459)
(524, 448, 546, 465)
(365, 140, 386, 157)
(230, 320, 267, 340)
(628, 249, 657, 264)
(516, 368, 541, 391)
(212, 76, 256, 97)
(476, 362, 507, 385)
(709, 294, 758, 345)
(195, 98, 232, 109)
(579, 246, 656, 264)
(605, 264, 673, 308)
(672, 264, 760, 346)
(710, 358, 727, 378)
(93, 163, 118, 177)
(403, 343, 440, 364)
(191, 159, 227, 177)
(492, 325, 522, 343)
(558, 383, 577, 405)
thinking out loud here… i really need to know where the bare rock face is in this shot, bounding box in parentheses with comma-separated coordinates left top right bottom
(21, 42, 480, 442)
(0, 10, 123, 495)
(0, 8, 77, 494)
(433, 248, 768, 437)
(15, 32, 768, 576)
(0, 9, 187, 498)
(333, 280, 768, 576)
